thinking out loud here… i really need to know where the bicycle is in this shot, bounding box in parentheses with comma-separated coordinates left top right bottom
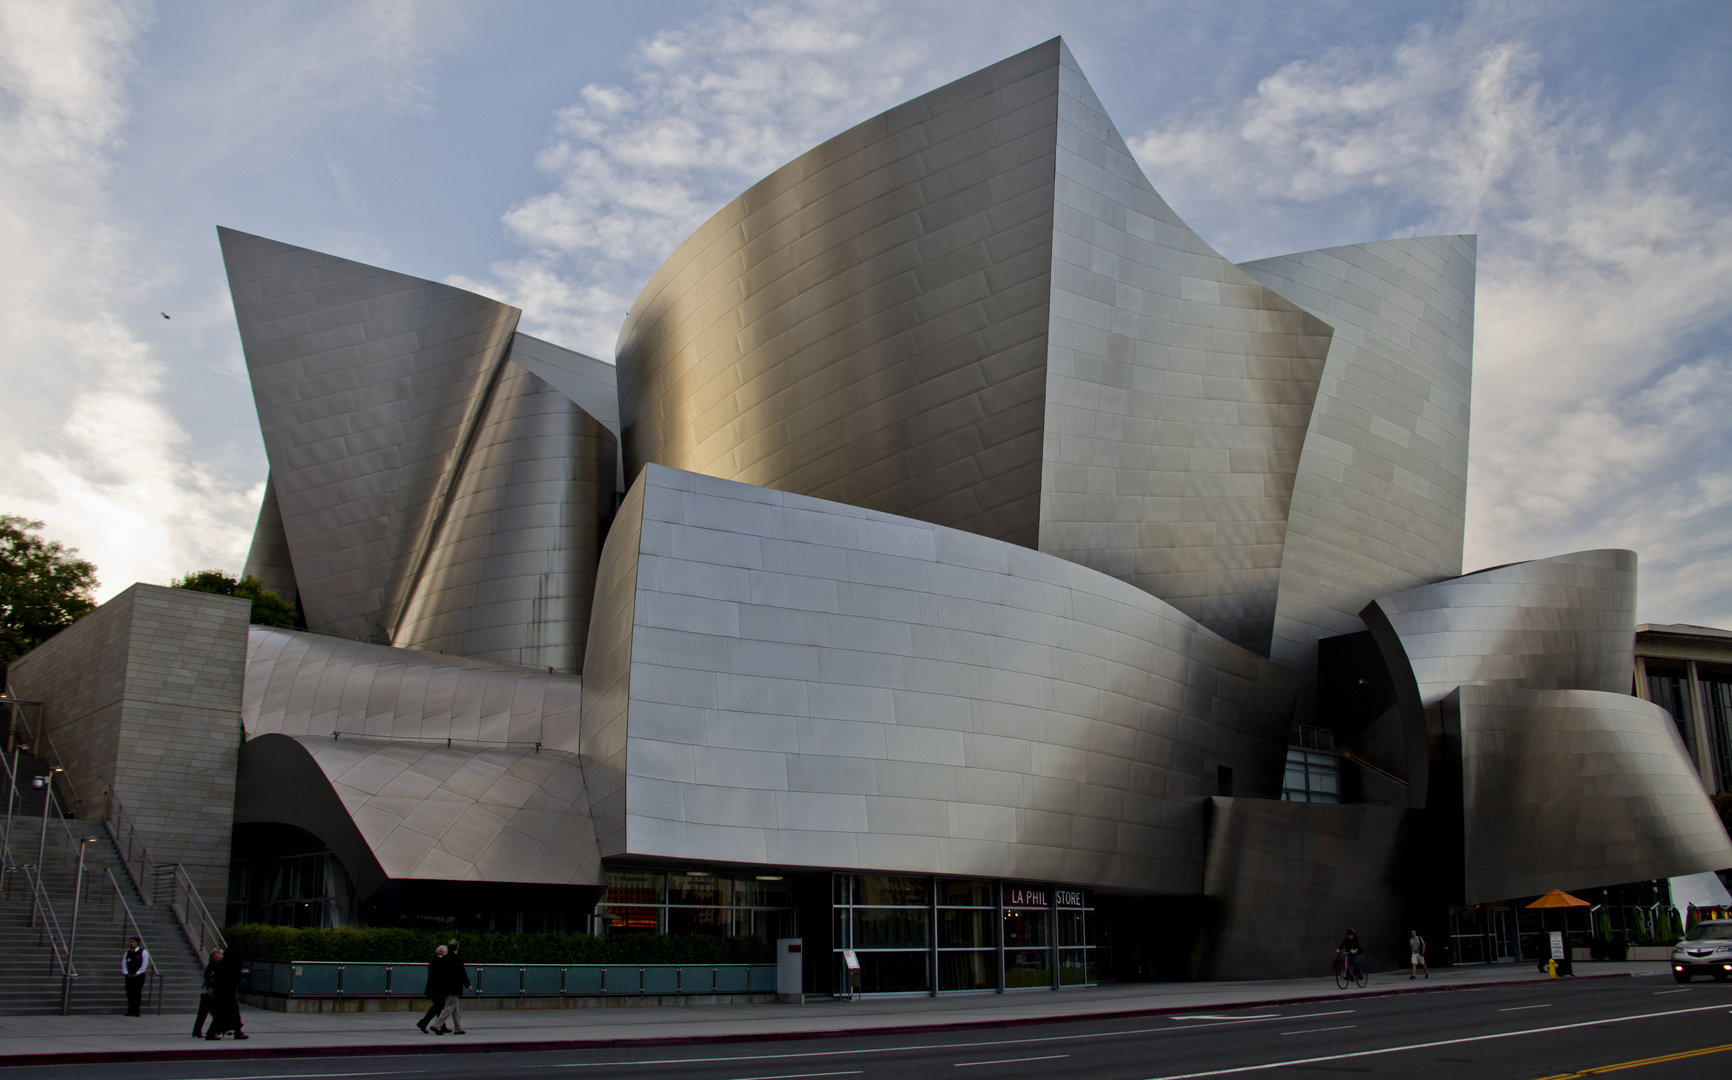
(1333, 950, 1368, 989)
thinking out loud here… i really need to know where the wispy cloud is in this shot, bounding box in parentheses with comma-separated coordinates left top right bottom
(1127, 13, 1732, 625)
(0, 0, 467, 599)
(453, 0, 945, 358)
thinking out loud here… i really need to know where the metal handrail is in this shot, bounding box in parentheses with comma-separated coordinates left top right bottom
(104, 868, 162, 1015)
(34, 730, 81, 810)
(102, 789, 157, 898)
(157, 862, 226, 960)
(21, 864, 77, 1012)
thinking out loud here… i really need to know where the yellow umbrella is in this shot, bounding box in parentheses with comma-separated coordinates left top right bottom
(1527, 889, 1590, 909)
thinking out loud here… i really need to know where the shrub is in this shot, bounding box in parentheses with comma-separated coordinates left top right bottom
(223, 926, 773, 966)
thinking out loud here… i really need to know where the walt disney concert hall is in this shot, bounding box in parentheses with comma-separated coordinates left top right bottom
(14, 39, 1730, 994)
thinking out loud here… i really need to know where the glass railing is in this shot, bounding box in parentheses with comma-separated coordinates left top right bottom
(241, 961, 778, 997)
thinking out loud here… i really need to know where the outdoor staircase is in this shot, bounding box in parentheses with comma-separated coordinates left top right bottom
(0, 751, 205, 1014)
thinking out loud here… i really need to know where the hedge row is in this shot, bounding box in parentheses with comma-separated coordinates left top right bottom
(223, 926, 774, 965)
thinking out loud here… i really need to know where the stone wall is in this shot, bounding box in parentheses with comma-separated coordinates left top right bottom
(7, 584, 250, 904)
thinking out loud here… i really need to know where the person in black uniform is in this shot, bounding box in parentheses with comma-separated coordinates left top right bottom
(122, 938, 151, 1016)
(204, 949, 248, 1040)
(191, 948, 222, 1037)
(416, 946, 450, 1034)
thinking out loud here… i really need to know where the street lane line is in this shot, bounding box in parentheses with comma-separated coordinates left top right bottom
(1170, 1014, 1280, 1021)
(954, 1054, 1070, 1067)
(540, 1010, 1361, 1069)
(1499, 1004, 1552, 1011)
(1279, 1025, 1355, 1035)
(724, 1073, 862, 1080)
(1529, 1039, 1732, 1078)
(172, 1074, 424, 1080)
(1650, 989, 1688, 994)
(1130, 1002, 1729, 1080)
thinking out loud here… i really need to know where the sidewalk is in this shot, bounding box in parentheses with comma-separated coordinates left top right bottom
(0, 961, 1669, 1066)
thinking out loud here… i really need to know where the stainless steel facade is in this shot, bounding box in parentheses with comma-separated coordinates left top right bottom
(1452, 684, 1732, 903)
(579, 464, 1297, 892)
(186, 39, 1731, 975)
(1240, 237, 1476, 719)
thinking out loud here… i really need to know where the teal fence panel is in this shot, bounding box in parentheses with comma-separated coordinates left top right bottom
(748, 965, 776, 992)
(473, 965, 519, 997)
(602, 966, 639, 995)
(342, 964, 389, 996)
(715, 965, 749, 993)
(291, 963, 340, 995)
(386, 963, 423, 997)
(642, 966, 678, 994)
(565, 966, 603, 994)
(522, 966, 562, 996)
(680, 966, 714, 993)
(270, 962, 292, 995)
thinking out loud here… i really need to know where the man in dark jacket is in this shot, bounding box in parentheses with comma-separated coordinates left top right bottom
(416, 946, 449, 1034)
(432, 939, 470, 1034)
(204, 949, 248, 1040)
(122, 937, 151, 1016)
(191, 948, 222, 1037)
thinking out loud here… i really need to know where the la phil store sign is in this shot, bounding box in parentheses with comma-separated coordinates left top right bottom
(1003, 884, 1084, 909)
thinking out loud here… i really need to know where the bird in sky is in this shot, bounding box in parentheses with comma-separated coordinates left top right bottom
(160, 312, 170, 319)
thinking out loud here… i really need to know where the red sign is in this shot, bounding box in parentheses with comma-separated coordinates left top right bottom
(1003, 884, 1048, 908)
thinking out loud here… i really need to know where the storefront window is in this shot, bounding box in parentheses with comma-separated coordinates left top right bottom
(1003, 903, 1051, 989)
(938, 880, 995, 992)
(595, 866, 793, 939)
(834, 873, 931, 993)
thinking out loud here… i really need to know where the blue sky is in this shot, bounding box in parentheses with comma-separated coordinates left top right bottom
(2, 0, 1728, 628)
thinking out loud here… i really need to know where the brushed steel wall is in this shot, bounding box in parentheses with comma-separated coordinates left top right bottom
(393, 360, 616, 674)
(243, 474, 299, 607)
(221, 228, 523, 642)
(1362, 548, 1639, 807)
(238, 628, 601, 891)
(1036, 44, 1333, 656)
(615, 41, 1061, 547)
(1453, 684, 1732, 903)
(509, 332, 625, 492)
(1240, 237, 1476, 717)
(579, 464, 1298, 892)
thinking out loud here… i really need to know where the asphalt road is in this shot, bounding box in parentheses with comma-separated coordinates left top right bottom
(9, 977, 1732, 1080)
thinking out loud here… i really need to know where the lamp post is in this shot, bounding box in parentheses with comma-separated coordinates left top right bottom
(28, 767, 63, 927)
(61, 836, 95, 1015)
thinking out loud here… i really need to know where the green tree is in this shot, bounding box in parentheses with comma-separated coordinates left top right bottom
(0, 516, 98, 665)
(172, 569, 297, 628)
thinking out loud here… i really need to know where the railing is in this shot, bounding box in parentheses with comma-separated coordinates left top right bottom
(103, 868, 163, 1015)
(101, 789, 157, 899)
(156, 863, 226, 961)
(243, 960, 778, 999)
(21, 865, 77, 1014)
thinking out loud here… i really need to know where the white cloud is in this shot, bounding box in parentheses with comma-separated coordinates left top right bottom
(0, 0, 468, 599)
(1127, 13, 1732, 626)
(453, 0, 942, 359)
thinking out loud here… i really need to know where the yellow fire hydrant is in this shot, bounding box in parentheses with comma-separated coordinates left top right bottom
(1546, 959, 1559, 978)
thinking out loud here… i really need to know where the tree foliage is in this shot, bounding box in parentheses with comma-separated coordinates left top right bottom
(0, 516, 98, 665)
(171, 569, 297, 628)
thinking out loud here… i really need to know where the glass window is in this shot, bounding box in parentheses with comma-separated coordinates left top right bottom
(1057, 910, 1085, 947)
(1648, 669, 1695, 756)
(939, 879, 993, 907)
(854, 908, 929, 949)
(668, 872, 730, 906)
(668, 906, 729, 936)
(940, 909, 996, 949)
(1003, 908, 1049, 949)
(596, 905, 662, 933)
(1282, 747, 1341, 803)
(857, 875, 929, 906)
(605, 867, 666, 906)
(939, 950, 995, 991)
(854, 951, 931, 993)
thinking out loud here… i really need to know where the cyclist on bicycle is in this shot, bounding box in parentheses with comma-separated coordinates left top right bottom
(1337, 929, 1365, 981)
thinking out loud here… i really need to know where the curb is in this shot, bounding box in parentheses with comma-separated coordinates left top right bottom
(0, 971, 1638, 1068)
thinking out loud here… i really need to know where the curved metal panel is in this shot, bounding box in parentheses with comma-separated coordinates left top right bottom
(509, 332, 624, 492)
(392, 361, 617, 674)
(577, 472, 647, 855)
(1239, 236, 1476, 713)
(242, 473, 300, 608)
(237, 732, 602, 891)
(581, 464, 1298, 892)
(1036, 43, 1333, 656)
(220, 228, 521, 641)
(241, 626, 583, 752)
(1456, 684, 1732, 902)
(615, 41, 1062, 547)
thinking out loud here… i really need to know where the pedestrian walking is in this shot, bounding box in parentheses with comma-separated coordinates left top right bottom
(191, 948, 222, 1037)
(417, 946, 450, 1034)
(1409, 930, 1427, 978)
(204, 948, 248, 1040)
(122, 937, 151, 1016)
(433, 939, 470, 1034)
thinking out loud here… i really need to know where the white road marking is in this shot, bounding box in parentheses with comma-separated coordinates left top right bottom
(1170, 1014, 1280, 1021)
(1653, 988, 1691, 994)
(1279, 1025, 1356, 1035)
(175, 1074, 422, 1080)
(725, 1073, 861, 1080)
(954, 1054, 1070, 1067)
(1497, 1004, 1551, 1011)
(1131, 1003, 1730, 1079)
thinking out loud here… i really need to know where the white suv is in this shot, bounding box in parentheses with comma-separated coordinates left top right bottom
(1671, 921, 1732, 983)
